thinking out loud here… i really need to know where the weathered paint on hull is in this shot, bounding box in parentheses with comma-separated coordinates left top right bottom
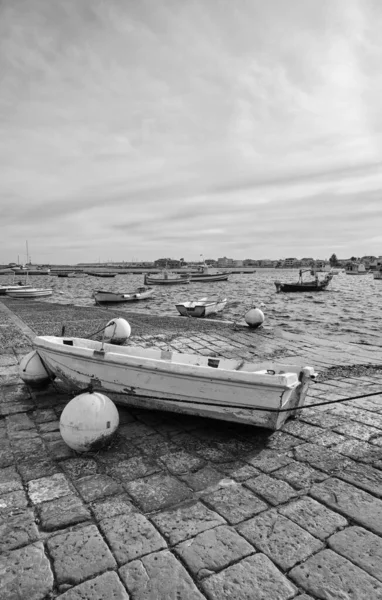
(35, 343, 313, 430)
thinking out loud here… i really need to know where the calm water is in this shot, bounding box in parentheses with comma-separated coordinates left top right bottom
(2, 269, 381, 347)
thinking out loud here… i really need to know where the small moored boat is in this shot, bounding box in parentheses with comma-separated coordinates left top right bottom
(144, 270, 190, 285)
(345, 263, 370, 275)
(32, 333, 317, 430)
(94, 287, 155, 304)
(6, 288, 53, 298)
(176, 297, 227, 318)
(180, 264, 229, 283)
(275, 270, 333, 293)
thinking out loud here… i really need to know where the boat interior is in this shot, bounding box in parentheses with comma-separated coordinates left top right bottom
(39, 336, 304, 378)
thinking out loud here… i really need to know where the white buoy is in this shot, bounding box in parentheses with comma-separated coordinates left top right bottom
(18, 350, 52, 388)
(103, 318, 131, 345)
(244, 307, 265, 329)
(60, 392, 119, 452)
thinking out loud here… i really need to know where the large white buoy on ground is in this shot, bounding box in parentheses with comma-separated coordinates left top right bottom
(60, 392, 119, 452)
(244, 307, 265, 329)
(18, 350, 52, 388)
(103, 318, 131, 345)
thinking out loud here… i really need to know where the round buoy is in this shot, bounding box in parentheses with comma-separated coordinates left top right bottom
(244, 307, 265, 329)
(60, 392, 119, 452)
(18, 350, 53, 388)
(103, 318, 131, 345)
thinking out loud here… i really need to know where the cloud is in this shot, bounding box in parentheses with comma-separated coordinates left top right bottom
(1, 0, 382, 263)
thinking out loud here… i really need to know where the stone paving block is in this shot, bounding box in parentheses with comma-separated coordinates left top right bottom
(0, 466, 23, 495)
(47, 524, 117, 585)
(237, 509, 323, 571)
(216, 460, 261, 482)
(134, 433, 179, 458)
(337, 460, 382, 497)
(11, 435, 47, 461)
(0, 541, 54, 600)
(281, 419, 324, 440)
(61, 457, 98, 479)
(293, 442, 352, 473)
(159, 450, 206, 474)
(0, 488, 28, 512)
(118, 421, 156, 440)
(6, 412, 35, 432)
(273, 460, 328, 489)
(299, 410, 347, 429)
(28, 473, 72, 504)
(175, 525, 254, 579)
(203, 482, 268, 525)
(17, 457, 60, 482)
(0, 508, 39, 552)
(180, 465, 226, 492)
(38, 420, 60, 433)
(151, 500, 226, 545)
(0, 400, 35, 416)
(119, 549, 205, 600)
(106, 455, 161, 482)
(279, 496, 348, 540)
(90, 493, 136, 521)
(38, 493, 91, 531)
(267, 431, 304, 450)
(0, 440, 13, 468)
(245, 473, 299, 506)
(57, 571, 129, 600)
(334, 420, 382, 441)
(309, 429, 348, 447)
(45, 438, 75, 460)
(74, 474, 123, 502)
(328, 526, 382, 583)
(290, 548, 382, 600)
(194, 444, 236, 463)
(201, 553, 296, 600)
(32, 407, 57, 423)
(310, 477, 382, 535)
(99, 512, 166, 565)
(124, 472, 192, 512)
(332, 438, 382, 463)
(245, 449, 294, 473)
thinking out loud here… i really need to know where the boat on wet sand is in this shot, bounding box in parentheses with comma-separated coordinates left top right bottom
(275, 270, 333, 293)
(176, 297, 227, 318)
(33, 334, 316, 430)
(93, 287, 155, 304)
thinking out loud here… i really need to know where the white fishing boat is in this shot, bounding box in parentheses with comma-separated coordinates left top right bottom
(374, 269, 382, 280)
(144, 270, 190, 285)
(176, 296, 227, 318)
(0, 283, 33, 296)
(93, 287, 155, 304)
(32, 334, 316, 430)
(345, 263, 370, 275)
(180, 264, 229, 283)
(6, 288, 53, 298)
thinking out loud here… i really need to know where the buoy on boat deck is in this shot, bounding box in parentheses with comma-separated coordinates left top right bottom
(103, 318, 131, 345)
(18, 350, 52, 388)
(60, 392, 119, 452)
(244, 307, 265, 329)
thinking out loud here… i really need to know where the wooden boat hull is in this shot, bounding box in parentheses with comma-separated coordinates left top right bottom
(181, 273, 229, 282)
(176, 298, 227, 317)
(33, 336, 316, 430)
(0, 285, 33, 296)
(275, 273, 333, 293)
(94, 287, 155, 303)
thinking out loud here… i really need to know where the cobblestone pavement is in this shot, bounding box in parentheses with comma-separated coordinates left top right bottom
(1, 300, 382, 599)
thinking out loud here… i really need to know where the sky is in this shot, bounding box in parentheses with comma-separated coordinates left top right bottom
(1, 0, 382, 264)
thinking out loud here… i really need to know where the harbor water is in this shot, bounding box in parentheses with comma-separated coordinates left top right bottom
(1, 269, 381, 347)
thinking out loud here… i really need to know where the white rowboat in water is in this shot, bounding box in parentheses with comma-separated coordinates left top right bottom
(176, 297, 227, 318)
(33, 335, 316, 430)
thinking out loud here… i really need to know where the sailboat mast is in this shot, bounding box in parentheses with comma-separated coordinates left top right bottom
(26, 241, 29, 264)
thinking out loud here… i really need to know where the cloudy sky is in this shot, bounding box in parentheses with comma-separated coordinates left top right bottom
(1, 0, 382, 264)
